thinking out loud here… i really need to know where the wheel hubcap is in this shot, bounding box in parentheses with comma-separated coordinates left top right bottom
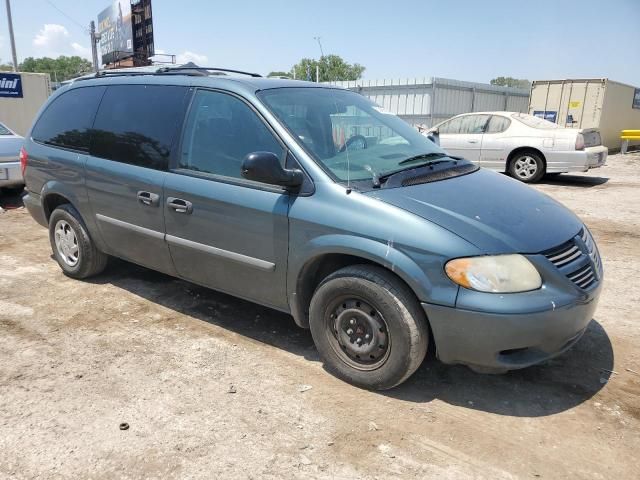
(54, 220, 79, 267)
(327, 298, 390, 370)
(514, 156, 538, 179)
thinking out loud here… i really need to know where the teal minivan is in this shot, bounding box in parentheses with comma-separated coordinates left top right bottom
(22, 67, 602, 390)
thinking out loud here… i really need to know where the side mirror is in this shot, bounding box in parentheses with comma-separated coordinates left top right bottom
(241, 151, 304, 189)
(427, 129, 440, 146)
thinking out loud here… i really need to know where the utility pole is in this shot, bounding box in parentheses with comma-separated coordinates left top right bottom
(313, 36, 324, 58)
(4, 0, 18, 71)
(313, 36, 324, 83)
(89, 21, 100, 72)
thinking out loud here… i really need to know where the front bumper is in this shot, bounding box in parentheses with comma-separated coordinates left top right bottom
(422, 280, 601, 371)
(0, 160, 23, 188)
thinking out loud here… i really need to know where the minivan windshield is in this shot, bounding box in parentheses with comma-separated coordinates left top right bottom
(258, 88, 446, 182)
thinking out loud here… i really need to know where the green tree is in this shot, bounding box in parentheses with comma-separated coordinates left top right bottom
(291, 54, 365, 82)
(267, 71, 290, 78)
(0, 58, 14, 71)
(490, 76, 531, 89)
(19, 56, 93, 82)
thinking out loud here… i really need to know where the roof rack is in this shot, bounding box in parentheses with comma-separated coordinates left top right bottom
(74, 63, 262, 82)
(155, 65, 262, 77)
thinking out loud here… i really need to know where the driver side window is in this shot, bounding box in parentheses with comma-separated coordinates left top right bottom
(438, 116, 464, 134)
(179, 90, 284, 179)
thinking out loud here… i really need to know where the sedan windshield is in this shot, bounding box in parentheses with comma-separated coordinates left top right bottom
(258, 87, 445, 182)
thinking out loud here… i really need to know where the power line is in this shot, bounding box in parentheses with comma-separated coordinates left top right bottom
(44, 0, 89, 34)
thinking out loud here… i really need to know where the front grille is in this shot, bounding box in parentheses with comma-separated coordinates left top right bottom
(543, 228, 601, 290)
(567, 263, 596, 289)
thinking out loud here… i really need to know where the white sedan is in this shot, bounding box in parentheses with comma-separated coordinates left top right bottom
(425, 112, 607, 183)
(0, 121, 25, 191)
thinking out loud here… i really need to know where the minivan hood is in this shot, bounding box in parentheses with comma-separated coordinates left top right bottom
(365, 169, 582, 254)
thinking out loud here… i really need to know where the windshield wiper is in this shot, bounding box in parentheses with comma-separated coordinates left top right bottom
(397, 152, 449, 165)
(374, 154, 461, 187)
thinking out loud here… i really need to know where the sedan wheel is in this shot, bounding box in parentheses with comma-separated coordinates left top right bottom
(509, 152, 545, 183)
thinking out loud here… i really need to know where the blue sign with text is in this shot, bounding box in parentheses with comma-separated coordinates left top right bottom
(532, 110, 557, 123)
(0, 73, 23, 98)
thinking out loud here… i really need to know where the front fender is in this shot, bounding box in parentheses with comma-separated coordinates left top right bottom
(287, 233, 459, 328)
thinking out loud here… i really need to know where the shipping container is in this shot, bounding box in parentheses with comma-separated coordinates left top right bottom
(325, 77, 529, 128)
(0, 72, 52, 136)
(529, 79, 640, 150)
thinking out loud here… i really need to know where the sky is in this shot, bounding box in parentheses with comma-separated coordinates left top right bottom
(0, 0, 638, 85)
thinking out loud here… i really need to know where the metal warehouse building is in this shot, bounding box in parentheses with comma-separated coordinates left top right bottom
(529, 78, 640, 149)
(325, 77, 530, 128)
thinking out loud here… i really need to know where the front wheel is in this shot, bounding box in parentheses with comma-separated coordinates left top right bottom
(509, 151, 545, 183)
(309, 265, 429, 390)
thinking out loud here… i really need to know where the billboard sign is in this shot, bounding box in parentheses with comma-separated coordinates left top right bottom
(633, 88, 640, 109)
(98, 1, 133, 65)
(0, 73, 23, 98)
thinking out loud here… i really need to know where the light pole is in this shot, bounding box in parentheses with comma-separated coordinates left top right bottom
(4, 0, 18, 71)
(89, 21, 101, 72)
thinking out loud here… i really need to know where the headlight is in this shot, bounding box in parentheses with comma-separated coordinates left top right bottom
(445, 254, 542, 293)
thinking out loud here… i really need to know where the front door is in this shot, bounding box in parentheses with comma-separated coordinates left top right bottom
(437, 114, 490, 163)
(164, 89, 290, 310)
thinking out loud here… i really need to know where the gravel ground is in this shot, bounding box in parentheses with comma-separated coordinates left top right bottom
(1, 153, 639, 479)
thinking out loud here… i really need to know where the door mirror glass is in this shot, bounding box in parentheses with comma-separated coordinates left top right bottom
(241, 151, 303, 188)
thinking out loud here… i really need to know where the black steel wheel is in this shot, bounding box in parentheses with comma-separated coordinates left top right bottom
(309, 265, 429, 390)
(326, 297, 390, 370)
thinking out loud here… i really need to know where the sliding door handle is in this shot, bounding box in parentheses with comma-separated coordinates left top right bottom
(167, 197, 193, 214)
(137, 191, 160, 206)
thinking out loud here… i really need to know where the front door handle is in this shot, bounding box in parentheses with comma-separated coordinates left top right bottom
(137, 191, 160, 206)
(167, 197, 193, 214)
(467, 139, 479, 144)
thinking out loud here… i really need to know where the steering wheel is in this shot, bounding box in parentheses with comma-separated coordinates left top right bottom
(339, 134, 367, 153)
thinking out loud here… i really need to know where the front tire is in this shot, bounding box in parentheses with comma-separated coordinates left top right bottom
(509, 151, 545, 183)
(309, 265, 429, 390)
(49, 204, 108, 279)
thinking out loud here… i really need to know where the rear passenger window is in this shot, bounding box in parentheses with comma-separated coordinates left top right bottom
(90, 85, 187, 170)
(32, 86, 105, 152)
(486, 115, 511, 133)
(179, 90, 284, 179)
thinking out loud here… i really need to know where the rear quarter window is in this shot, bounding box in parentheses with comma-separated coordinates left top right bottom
(31, 86, 106, 152)
(90, 84, 188, 170)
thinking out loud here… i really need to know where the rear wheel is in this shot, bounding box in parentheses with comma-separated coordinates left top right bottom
(509, 151, 545, 183)
(49, 204, 108, 279)
(309, 265, 429, 390)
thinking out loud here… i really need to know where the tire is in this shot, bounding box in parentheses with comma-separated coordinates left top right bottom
(49, 204, 108, 279)
(508, 150, 545, 183)
(309, 265, 429, 390)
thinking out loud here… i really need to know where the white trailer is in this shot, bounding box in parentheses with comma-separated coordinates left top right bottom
(529, 79, 640, 150)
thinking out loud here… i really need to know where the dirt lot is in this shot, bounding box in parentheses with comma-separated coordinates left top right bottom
(1, 153, 639, 479)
